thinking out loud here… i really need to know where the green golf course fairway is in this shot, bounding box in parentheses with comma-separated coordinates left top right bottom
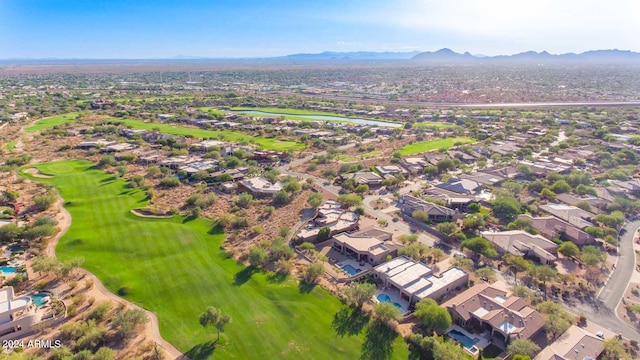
(25, 112, 81, 133)
(398, 137, 476, 155)
(24, 160, 407, 359)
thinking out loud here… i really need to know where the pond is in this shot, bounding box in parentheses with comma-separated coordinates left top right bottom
(232, 110, 402, 128)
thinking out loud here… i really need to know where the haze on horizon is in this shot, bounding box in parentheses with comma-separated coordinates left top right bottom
(1, 0, 639, 59)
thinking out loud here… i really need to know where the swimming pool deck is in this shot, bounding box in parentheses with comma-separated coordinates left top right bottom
(448, 324, 492, 350)
(373, 289, 410, 314)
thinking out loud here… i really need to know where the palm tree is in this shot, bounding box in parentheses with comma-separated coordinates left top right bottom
(199, 306, 232, 341)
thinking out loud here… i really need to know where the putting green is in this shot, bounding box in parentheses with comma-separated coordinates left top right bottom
(24, 160, 407, 359)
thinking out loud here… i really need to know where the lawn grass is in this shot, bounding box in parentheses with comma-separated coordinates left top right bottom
(231, 107, 345, 117)
(25, 112, 81, 133)
(23, 160, 407, 359)
(398, 137, 476, 155)
(411, 121, 457, 129)
(114, 118, 304, 151)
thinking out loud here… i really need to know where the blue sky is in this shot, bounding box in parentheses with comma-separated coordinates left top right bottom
(1, 0, 638, 58)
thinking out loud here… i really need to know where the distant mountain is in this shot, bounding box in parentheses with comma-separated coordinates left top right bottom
(411, 48, 476, 62)
(281, 51, 421, 60)
(411, 48, 640, 63)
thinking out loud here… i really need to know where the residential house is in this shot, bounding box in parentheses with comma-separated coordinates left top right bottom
(518, 214, 595, 246)
(102, 142, 137, 153)
(436, 178, 481, 195)
(442, 281, 545, 343)
(237, 177, 283, 197)
(332, 227, 400, 265)
(460, 172, 505, 187)
(340, 172, 383, 187)
(191, 140, 227, 151)
(539, 203, 595, 230)
(0, 287, 61, 340)
(297, 200, 359, 242)
(375, 165, 409, 179)
(374, 256, 468, 304)
(399, 195, 457, 222)
(481, 230, 558, 264)
(401, 157, 430, 174)
(76, 139, 115, 149)
(534, 326, 604, 360)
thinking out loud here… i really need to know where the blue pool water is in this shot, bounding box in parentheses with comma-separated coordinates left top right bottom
(376, 294, 403, 310)
(448, 329, 479, 350)
(342, 264, 362, 276)
(0, 266, 17, 274)
(30, 293, 50, 307)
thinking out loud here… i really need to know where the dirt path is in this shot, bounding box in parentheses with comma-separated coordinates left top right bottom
(47, 198, 184, 359)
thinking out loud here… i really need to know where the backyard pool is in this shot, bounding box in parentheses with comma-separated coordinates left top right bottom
(447, 329, 479, 351)
(376, 294, 403, 310)
(342, 264, 362, 276)
(30, 293, 51, 307)
(0, 266, 17, 274)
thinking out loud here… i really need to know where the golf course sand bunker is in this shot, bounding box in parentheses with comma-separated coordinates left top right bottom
(130, 208, 173, 218)
(24, 168, 54, 178)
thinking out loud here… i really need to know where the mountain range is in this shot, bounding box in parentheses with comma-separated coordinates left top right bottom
(280, 48, 640, 63)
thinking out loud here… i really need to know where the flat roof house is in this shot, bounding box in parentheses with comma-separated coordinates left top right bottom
(332, 228, 399, 266)
(375, 165, 409, 179)
(297, 201, 359, 242)
(442, 281, 545, 344)
(238, 177, 283, 197)
(399, 195, 457, 222)
(374, 256, 468, 304)
(0, 287, 56, 340)
(481, 230, 558, 264)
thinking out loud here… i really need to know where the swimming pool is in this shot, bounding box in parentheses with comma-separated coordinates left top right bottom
(0, 266, 17, 274)
(30, 293, 51, 307)
(376, 294, 403, 310)
(447, 329, 479, 350)
(342, 264, 362, 276)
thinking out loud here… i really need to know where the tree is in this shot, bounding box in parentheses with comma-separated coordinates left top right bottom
(199, 306, 231, 341)
(343, 283, 377, 309)
(412, 210, 429, 223)
(602, 338, 631, 360)
(355, 184, 369, 194)
(303, 263, 324, 283)
(159, 177, 180, 187)
(336, 194, 363, 208)
(273, 189, 291, 205)
(22, 224, 57, 241)
(307, 192, 323, 208)
(549, 179, 571, 194)
(1, 190, 20, 203)
(507, 339, 540, 358)
(536, 301, 574, 339)
(580, 245, 605, 267)
(503, 254, 530, 284)
(33, 192, 57, 212)
(373, 302, 402, 323)
(476, 267, 496, 282)
(113, 309, 148, 340)
(249, 246, 268, 267)
(533, 265, 557, 297)
(558, 241, 579, 258)
(432, 340, 466, 360)
(414, 298, 451, 335)
(492, 197, 522, 222)
(461, 237, 497, 259)
(436, 158, 455, 173)
(317, 226, 331, 242)
(97, 155, 116, 167)
(451, 258, 474, 272)
(399, 243, 430, 262)
(467, 202, 480, 213)
(407, 334, 436, 360)
(463, 213, 486, 230)
(0, 223, 23, 243)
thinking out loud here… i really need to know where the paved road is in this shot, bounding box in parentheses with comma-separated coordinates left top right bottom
(599, 220, 640, 309)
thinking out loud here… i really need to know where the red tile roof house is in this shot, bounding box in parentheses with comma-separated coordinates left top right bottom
(442, 281, 545, 346)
